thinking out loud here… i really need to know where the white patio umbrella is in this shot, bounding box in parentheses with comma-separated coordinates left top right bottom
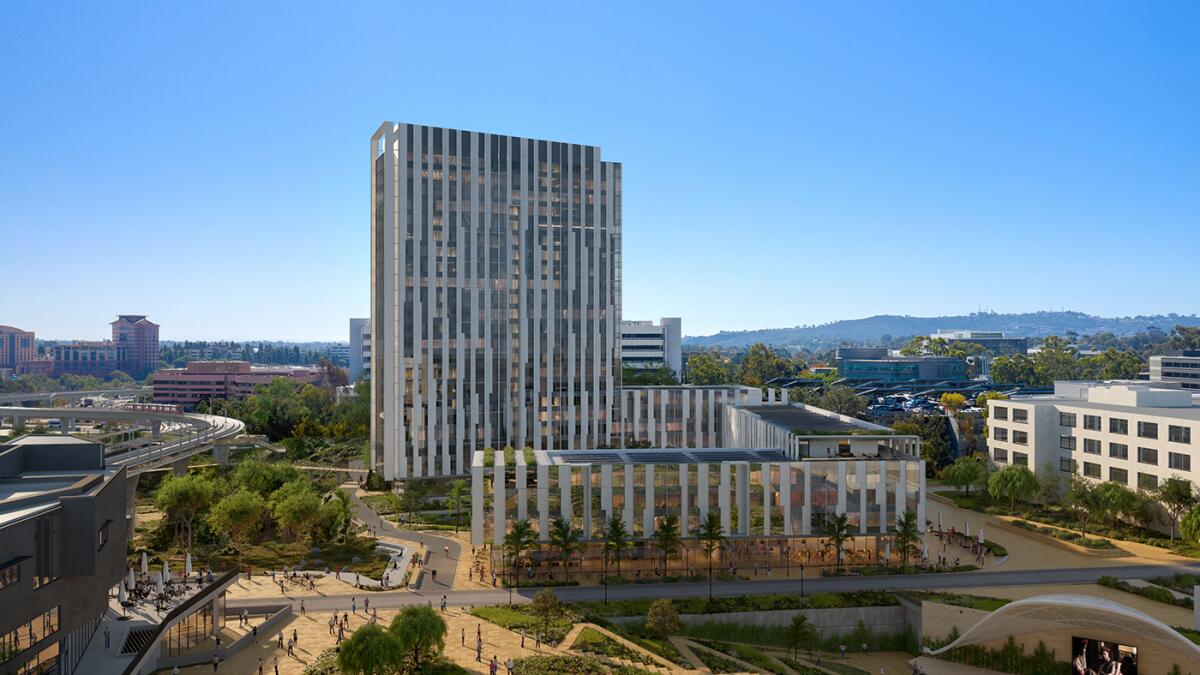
(156, 574, 164, 596)
(118, 581, 127, 604)
(140, 552, 148, 575)
(978, 528, 984, 545)
(965, 521, 971, 538)
(128, 568, 136, 589)
(163, 559, 170, 580)
(185, 553, 193, 576)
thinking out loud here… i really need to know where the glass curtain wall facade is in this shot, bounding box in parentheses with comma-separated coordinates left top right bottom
(371, 122, 622, 479)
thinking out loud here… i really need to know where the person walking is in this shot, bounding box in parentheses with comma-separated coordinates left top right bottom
(292, 628, 298, 646)
(211, 654, 219, 671)
(299, 599, 305, 615)
(273, 656, 279, 675)
(461, 627, 465, 646)
(257, 657, 264, 675)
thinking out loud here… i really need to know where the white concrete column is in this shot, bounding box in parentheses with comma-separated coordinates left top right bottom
(471, 462, 484, 545)
(877, 459, 888, 531)
(896, 460, 907, 524)
(537, 463, 549, 539)
(601, 464, 613, 514)
(836, 461, 847, 516)
(646, 390, 655, 445)
(781, 388, 789, 405)
(917, 460, 927, 533)
(698, 463, 709, 521)
(624, 463, 635, 532)
(762, 463, 772, 536)
(493, 458, 506, 546)
(644, 464, 656, 536)
(737, 463, 750, 536)
(719, 463, 731, 535)
(516, 455, 528, 520)
(801, 466, 812, 536)
(679, 463, 690, 537)
(583, 465, 593, 536)
(858, 461, 868, 534)
(560, 464, 572, 524)
(781, 464, 792, 536)
(659, 393, 668, 448)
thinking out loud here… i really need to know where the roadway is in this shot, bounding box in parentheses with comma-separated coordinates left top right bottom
(225, 560, 1200, 612)
(0, 386, 151, 405)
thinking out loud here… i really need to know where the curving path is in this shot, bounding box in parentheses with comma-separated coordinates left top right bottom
(346, 489, 462, 592)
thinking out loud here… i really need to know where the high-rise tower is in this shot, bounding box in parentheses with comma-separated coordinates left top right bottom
(371, 123, 622, 479)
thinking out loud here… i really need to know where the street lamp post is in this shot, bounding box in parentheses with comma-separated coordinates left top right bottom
(800, 564, 805, 598)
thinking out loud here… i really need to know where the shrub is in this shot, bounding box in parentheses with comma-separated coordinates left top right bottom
(644, 599, 679, 638)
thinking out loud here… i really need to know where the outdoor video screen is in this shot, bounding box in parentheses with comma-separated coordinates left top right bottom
(1071, 636, 1137, 675)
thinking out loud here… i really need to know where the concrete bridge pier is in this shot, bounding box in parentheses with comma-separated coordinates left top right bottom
(150, 420, 162, 440)
(171, 457, 189, 476)
(213, 444, 230, 466)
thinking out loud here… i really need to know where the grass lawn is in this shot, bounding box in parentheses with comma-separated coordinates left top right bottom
(902, 591, 1011, 612)
(571, 627, 659, 667)
(469, 604, 579, 643)
(695, 639, 788, 675)
(130, 535, 391, 577)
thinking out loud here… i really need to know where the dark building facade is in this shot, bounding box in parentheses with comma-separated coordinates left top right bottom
(0, 436, 128, 675)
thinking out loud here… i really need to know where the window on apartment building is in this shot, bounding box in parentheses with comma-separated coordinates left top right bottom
(98, 520, 111, 551)
(1012, 409, 1028, 423)
(993, 427, 1008, 441)
(1110, 418, 1129, 435)
(1169, 425, 1192, 444)
(1169, 452, 1191, 471)
(1083, 438, 1101, 455)
(994, 406, 1008, 421)
(1138, 421, 1159, 439)
(1083, 415, 1101, 431)
(1013, 430, 1028, 445)
(1110, 467, 1129, 484)
(1109, 443, 1129, 460)
(1083, 462, 1101, 479)
(1012, 452, 1029, 466)
(0, 560, 19, 589)
(993, 448, 1008, 463)
(1060, 412, 1076, 427)
(1059, 457, 1073, 472)
(1137, 447, 1159, 465)
(1060, 435, 1076, 450)
(1138, 473, 1158, 490)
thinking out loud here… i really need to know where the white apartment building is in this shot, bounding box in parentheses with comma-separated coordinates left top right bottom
(987, 382, 1199, 492)
(621, 318, 682, 375)
(1150, 353, 1200, 391)
(371, 122, 621, 478)
(620, 385, 761, 448)
(349, 317, 370, 382)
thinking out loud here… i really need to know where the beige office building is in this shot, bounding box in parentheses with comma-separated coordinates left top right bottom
(987, 382, 1198, 491)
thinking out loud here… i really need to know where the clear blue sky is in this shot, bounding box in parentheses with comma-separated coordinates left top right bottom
(2, 2, 1196, 341)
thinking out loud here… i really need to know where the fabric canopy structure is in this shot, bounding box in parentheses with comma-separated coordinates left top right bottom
(928, 594, 1200, 659)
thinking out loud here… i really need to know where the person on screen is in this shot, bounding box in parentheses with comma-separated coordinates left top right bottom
(1097, 643, 1120, 675)
(1073, 639, 1090, 675)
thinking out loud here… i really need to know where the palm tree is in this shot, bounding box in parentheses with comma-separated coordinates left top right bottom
(1181, 506, 1200, 548)
(652, 513, 682, 575)
(823, 513, 852, 574)
(548, 518, 582, 583)
(697, 511, 725, 601)
(447, 479, 468, 533)
(503, 519, 536, 591)
(604, 513, 631, 578)
(894, 510, 919, 569)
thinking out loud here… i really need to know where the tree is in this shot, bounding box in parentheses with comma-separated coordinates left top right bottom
(894, 510, 919, 568)
(1093, 482, 1138, 530)
(822, 513, 852, 574)
(1063, 473, 1095, 535)
(697, 511, 725, 600)
(685, 351, 730, 385)
(156, 473, 216, 553)
(786, 613, 818, 661)
(397, 480, 429, 524)
(1155, 477, 1197, 543)
(270, 479, 323, 542)
(603, 514, 631, 578)
(819, 386, 868, 418)
(548, 518, 582, 583)
(503, 519, 537, 588)
(1032, 336, 1080, 384)
(941, 456, 984, 496)
(893, 414, 952, 470)
(737, 343, 802, 386)
(528, 589, 562, 641)
(939, 393, 967, 415)
(1037, 462, 1062, 503)
(207, 489, 267, 567)
(645, 599, 679, 639)
(989, 354, 1038, 385)
(337, 623, 403, 675)
(1081, 349, 1143, 381)
(1181, 507, 1200, 548)
(622, 365, 679, 386)
(447, 479, 469, 533)
(389, 605, 446, 670)
(651, 513, 682, 575)
(987, 465, 1038, 511)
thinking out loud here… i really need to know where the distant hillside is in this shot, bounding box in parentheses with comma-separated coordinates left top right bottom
(685, 311, 1200, 349)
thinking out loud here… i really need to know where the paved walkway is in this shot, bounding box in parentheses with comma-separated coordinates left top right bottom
(348, 488, 462, 592)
